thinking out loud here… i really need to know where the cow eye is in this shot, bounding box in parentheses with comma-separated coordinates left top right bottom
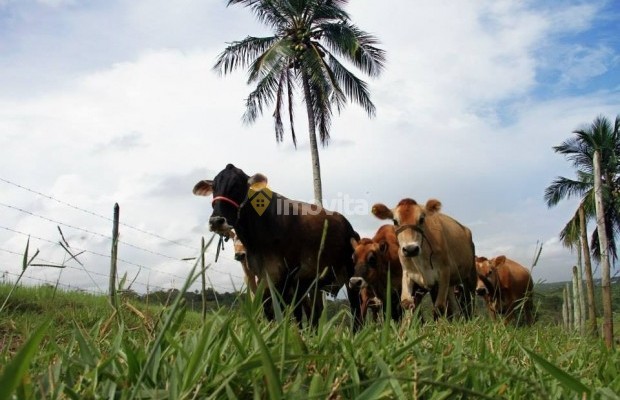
(419, 214, 426, 224)
(367, 253, 377, 266)
(392, 218, 398, 226)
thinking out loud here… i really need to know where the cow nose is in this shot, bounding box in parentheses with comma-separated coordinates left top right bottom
(476, 287, 488, 296)
(402, 244, 420, 257)
(234, 252, 246, 261)
(349, 277, 364, 289)
(209, 216, 226, 228)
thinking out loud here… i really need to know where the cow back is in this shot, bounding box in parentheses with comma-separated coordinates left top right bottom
(236, 192, 358, 296)
(432, 214, 476, 289)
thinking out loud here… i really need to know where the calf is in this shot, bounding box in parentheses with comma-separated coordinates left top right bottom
(475, 255, 534, 325)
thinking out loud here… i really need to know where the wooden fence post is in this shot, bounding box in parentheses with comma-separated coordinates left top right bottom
(572, 266, 582, 333)
(201, 236, 207, 321)
(109, 203, 119, 310)
(566, 283, 573, 329)
(562, 285, 569, 329)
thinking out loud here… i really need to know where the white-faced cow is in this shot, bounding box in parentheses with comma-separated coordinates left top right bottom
(372, 198, 476, 319)
(193, 164, 362, 329)
(475, 255, 534, 325)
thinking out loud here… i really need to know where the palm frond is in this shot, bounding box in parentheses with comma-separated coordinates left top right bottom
(247, 38, 292, 83)
(242, 70, 281, 125)
(326, 53, 375, 116)
(319, 21, 385, 77)
(286, 69, 297, 146)
(214, 36, 279, 75)
(227, 0, 290, 30)
(544, 177, 592, 207)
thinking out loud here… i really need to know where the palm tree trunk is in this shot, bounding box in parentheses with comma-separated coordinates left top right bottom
(579, 204, 598, 336)
(301, 71, 323, 206)
(593, 150, 613, 348)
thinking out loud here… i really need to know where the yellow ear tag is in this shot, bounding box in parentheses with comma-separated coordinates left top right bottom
(247, 182, 272, 216)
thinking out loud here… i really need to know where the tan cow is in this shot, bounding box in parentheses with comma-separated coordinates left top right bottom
(227, 230, 259, 298)
(372, 198, 477, 319)
(475, 255, 534, 325)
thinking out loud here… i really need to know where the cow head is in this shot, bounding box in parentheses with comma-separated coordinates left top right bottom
(372, 198, 441, 258)
(475, 255, 505, 296)
(226, 230, 247, 262)
(349, 237, 389, 290)
(193, 164, 268, 235)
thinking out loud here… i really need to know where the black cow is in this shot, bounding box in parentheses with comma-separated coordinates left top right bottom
(193, 164, 362, 329)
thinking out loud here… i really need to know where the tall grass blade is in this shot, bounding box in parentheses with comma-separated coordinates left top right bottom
(21, 236, 30, 271)
(522, 346, 591, 396)
(127, 260, 201, 400)
(0, 320, 50, 400)
(246, 316, 283, 399)
(356, 378, 389, 400)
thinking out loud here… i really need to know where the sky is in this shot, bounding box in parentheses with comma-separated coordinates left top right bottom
(1, 0, 619, 297)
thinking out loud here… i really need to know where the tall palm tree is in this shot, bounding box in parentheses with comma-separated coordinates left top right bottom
(545, 114, 620, 339)
(593, 149, 614, 348)
(545, 115, 620, 260)
(214, 0, 385, 205)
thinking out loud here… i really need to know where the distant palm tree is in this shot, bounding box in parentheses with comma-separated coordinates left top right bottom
(214, 0, 385, 205)
(545, 115, 620, 262)
(545, 114, 620, 340)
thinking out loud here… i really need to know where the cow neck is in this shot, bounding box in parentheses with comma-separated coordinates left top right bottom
(212, 196, 241, 209)
(234, 190, 280, 248)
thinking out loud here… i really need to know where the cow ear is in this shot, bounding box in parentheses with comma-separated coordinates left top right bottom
(493, 255, 507, 267)
(379, 241, 389, 254)
(350, 237, 359, 250)
(193, 180, 213, 196)
(475, 256, 486, 263)
(248, 173, 268, 189)
(425, 199, 442, 213)
(372, 203, 394, 220)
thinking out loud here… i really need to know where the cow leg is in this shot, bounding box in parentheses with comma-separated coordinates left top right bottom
(458, 283, 475, 320)
(306, 291, 323, 327)
(400, 270, 416, 310)
(433, 273, 451, 319)
(390, 290, 403, 321)
(347, 285, 363, 332)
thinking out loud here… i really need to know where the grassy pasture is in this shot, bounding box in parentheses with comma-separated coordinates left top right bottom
(1, 283, 619, 399)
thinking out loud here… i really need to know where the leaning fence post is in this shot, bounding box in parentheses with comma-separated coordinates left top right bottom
(109, 203, 120, 310)
(562, 285, 569, 329)
(201, 236, 207, 321)
(572, 266, 582, 333)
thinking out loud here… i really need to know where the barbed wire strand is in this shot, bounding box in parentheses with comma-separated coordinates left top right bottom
(0, 201, 241, 265)
(0, 225, 245, 284)
(0, 176, 199, 251)
(0, 247, 234, 293)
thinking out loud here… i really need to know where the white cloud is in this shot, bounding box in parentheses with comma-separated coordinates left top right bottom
(1, 0, 618, 294)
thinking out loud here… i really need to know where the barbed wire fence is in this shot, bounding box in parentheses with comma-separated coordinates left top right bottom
(0, 177, 247, 300)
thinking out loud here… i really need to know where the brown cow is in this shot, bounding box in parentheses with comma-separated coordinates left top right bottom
(193, 164, 362, 329)
(475, 255, 534, 325)
(349, 225, 404, 322)
(372, 198, 477, 319)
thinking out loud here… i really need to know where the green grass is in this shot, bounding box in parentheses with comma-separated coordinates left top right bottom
(1, 283, 619, 399)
